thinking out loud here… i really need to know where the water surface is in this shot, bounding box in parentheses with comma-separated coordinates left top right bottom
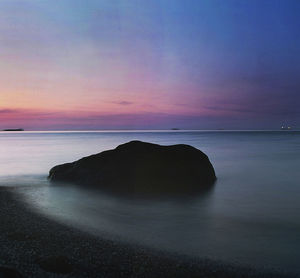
(0, 130, 299, 274)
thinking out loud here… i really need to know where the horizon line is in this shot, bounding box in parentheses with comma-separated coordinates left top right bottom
(1, 129, 300, 133)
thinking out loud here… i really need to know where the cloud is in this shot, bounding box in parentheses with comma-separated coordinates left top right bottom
(111, 101, 133, 106)
(0, 109, 19, 114)
(0, 108, 207, 130)
(0, 107, 299, 130)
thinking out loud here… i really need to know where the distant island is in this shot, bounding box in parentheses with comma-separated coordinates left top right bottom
(1, 128, 24, 131)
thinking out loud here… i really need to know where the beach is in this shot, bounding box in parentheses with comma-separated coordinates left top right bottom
(0, 186, 297, 278)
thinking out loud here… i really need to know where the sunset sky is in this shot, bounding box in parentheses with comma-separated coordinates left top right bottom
(0, 0, 299, 130)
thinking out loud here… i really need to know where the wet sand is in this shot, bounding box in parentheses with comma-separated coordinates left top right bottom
(0, 186, 297, 278)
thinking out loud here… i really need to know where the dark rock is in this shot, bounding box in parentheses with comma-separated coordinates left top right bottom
(48, 141, 216, 195)
(36, 256, 73, 274)
(0, 267, 23, 278)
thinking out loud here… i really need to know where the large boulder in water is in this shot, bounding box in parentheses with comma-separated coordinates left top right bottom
(48, 141, 216, 195)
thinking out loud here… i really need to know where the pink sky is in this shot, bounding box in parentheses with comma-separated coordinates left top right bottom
(0, 1, 299, 130)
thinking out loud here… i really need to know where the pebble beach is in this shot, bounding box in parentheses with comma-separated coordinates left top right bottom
(0, 186, 297, 278)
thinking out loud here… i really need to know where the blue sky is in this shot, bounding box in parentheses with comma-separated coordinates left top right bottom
(0, 0, 299, 129)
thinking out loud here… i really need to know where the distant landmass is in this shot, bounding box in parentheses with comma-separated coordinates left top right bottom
(2, 128, 24, 131)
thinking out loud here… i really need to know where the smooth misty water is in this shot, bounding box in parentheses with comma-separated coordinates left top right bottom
(0, 131, 300, 274)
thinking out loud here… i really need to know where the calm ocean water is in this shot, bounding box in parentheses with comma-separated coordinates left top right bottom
(0, 131, 300, 274)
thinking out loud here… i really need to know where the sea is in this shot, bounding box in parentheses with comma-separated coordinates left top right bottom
(0, 130, 299, 274)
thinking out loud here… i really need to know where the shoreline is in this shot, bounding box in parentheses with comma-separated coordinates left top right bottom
(0, 186, 297, 278)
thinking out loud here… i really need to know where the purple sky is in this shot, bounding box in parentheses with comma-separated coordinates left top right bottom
(0, 0, 299, 130)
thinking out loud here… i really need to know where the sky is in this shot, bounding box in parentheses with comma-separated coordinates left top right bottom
(0, 0, 299, 130)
